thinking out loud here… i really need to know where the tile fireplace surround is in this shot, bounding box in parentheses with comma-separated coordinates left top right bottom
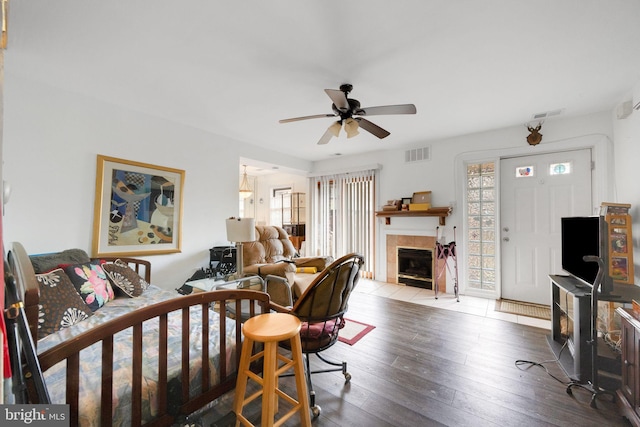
(386, 234, 444, 288)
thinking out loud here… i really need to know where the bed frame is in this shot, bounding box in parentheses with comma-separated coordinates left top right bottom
(6, 242, 270, 426)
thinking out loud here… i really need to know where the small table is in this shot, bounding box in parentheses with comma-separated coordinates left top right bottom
(212, 275, 267, 321)
(186, 277, 227, 292)
(185, 275, 265, 293)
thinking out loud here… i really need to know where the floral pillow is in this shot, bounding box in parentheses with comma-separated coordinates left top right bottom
(36, 268, 93, 340)
(63, 261, 115, 311)
(102, 260, 149, 298)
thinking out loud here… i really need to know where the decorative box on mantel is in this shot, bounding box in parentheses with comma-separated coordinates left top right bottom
(409, 191, 432, 211)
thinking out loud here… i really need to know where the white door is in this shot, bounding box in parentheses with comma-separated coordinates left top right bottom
(500, 149, 592, 305)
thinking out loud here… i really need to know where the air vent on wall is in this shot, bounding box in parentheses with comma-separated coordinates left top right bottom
(531, 109, 563, 120)
(405, 146, 431, 163)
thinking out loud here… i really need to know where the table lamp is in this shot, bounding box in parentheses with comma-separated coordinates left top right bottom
(226, 217, 256, 277)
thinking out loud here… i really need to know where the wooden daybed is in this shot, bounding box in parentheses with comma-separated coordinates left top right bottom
(6, 241, 270, 426)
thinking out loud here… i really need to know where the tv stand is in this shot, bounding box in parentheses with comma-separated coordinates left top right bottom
(549, 275, 592, 382)
(549, 274, 640, 385)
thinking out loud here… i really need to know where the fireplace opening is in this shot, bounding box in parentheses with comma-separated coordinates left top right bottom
(397, 247, 433, 289)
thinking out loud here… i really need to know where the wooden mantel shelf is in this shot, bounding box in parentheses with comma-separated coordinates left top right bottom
(375, 206, 452, 226)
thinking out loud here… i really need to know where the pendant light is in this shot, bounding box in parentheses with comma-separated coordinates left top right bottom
(239, 165, 252, 199)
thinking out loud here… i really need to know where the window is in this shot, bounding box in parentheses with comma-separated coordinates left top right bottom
(466, 162, 496, 292)
(311, 169, 376, 278)
(515, 165, 534, 177)
(270, 187, 291, 226)
(549, 162, 571, 175)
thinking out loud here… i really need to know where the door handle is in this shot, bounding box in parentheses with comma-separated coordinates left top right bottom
(503, 237, 510, 242)
(503, 227, 509, 232)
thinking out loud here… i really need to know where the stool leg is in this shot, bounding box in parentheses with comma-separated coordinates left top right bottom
(289, 335, 312, 426)
(234, 337, 254, 423)
(262, 341, 277, 425)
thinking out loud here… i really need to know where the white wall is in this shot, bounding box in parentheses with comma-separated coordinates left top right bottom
(6, 69, 639, 292)
(2, 75, 311, 289)
(241, 171, 307, 225)
(312, 111, 615, 288)
(612, 82, 640, 285)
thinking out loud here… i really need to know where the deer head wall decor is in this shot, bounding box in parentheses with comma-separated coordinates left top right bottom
(526, 122, 543, 146)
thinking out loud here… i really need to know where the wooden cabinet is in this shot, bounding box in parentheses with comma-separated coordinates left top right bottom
(282, 192, 305, 225)
(601, 203, 634, 284)
(617, 308, 640, 426)
(288, 235, 304, 252)
(282, 192, 305, 252)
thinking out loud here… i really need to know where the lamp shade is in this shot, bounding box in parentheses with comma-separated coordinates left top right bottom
(328, 120, 342, 137)
(226, 217, 256, 242)
(344, 118, 360, 138)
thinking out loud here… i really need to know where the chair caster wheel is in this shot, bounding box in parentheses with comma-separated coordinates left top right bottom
(344, 372, 351, 382)
(311, 405, 321, 418)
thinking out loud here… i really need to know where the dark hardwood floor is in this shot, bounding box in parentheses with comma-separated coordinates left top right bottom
(200, 291, 628, 427)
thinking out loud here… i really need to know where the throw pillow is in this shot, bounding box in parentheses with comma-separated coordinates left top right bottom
(36, 268, 93, 340)
(30, 248, 91, 274)
(102, 260, 149, 297)
(63, 261, 115, 311)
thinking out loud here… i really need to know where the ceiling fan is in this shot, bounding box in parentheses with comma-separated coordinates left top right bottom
(279, 84, 417, 145)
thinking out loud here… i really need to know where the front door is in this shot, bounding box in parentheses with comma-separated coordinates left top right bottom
(500, 149, 592, 305)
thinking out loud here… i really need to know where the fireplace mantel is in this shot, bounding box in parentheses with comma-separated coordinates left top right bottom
(375, 206, 452, 225)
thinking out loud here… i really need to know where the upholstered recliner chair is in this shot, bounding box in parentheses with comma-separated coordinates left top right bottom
(242, 225, 333, 305)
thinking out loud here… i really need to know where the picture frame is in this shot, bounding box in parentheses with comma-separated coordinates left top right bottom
(92, 155, 185, 257)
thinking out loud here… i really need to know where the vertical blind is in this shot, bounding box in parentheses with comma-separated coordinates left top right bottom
(310, 168, 376, 278)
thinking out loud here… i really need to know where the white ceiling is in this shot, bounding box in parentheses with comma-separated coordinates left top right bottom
(8, 1, 640, 163)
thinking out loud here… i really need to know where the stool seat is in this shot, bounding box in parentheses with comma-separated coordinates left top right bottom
(242, 312, 301, 342)
(234, 313, 311, 427)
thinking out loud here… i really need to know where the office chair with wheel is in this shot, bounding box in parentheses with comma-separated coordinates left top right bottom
(269, 252, 365, 417)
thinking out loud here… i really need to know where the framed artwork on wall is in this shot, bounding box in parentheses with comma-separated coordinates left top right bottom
(92, 155, 185, 257)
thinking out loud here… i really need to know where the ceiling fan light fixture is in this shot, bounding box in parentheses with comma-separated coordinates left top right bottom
(328, 120, 342, 137)
(344, 118, 359, 138)
(239, 165, 252, 199)
(279, 85, 415, 144)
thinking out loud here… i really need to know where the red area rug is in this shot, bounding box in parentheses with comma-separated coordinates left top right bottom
(339, 318, 375, 346)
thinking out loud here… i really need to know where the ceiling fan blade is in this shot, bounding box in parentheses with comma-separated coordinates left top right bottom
(317, 128, 334, 145)
(355, 117, 391, 139)
(324, 89, 349, 112)
(279, 113, 335, 124)
(355, 104, 417, 116)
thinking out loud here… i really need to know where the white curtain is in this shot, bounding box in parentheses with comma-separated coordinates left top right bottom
(310, 168, 376, 278)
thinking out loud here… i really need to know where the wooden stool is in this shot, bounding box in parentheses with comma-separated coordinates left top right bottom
(234, 313, 311, 427)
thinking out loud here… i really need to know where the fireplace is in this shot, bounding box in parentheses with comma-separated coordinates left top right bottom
(386, 234, 443, 289)
(397, 247, 434, 289)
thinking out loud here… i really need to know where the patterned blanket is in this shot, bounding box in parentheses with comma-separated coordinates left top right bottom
(38, 286, 239, 425)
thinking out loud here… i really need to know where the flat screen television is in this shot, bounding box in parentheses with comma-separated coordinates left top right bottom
(561, 216, 600, 288)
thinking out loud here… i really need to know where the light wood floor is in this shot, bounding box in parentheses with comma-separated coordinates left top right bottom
(201, 286, 628, 427)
